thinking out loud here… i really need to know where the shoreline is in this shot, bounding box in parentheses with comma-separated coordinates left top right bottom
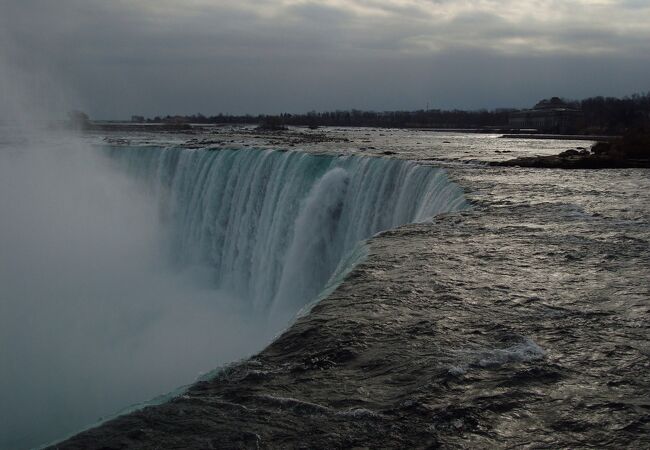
(492, 154, 650, 169)
(493, 137, 650, 169)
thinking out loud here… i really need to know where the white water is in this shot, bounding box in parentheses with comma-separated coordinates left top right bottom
(0, 141, 466, 449)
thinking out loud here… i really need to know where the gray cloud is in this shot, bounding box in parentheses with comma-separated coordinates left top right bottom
(1, 0, 648, 118)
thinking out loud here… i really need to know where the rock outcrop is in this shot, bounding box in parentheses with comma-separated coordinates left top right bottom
(494, 132, 650, 168)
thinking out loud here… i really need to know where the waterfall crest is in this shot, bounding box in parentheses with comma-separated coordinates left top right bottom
(106, 146, 468, 318)
(0, 142, 467, 449)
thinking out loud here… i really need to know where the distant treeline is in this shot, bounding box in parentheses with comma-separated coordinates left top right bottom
(133, 93, 650, 134)
(578, 93, 650, 133)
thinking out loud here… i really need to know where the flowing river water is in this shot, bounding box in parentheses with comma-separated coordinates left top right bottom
(1, 126, 648, 448)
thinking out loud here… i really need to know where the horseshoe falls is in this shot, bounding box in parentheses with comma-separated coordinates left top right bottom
(0, 141, 466, 450)
(106, 146, 467, 317)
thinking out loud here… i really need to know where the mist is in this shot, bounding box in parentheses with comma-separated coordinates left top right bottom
(0, 134, 277, 450)
(0, 66, 276, 450)
(0, 64, 468, 448)
(0, 6, 472, 444)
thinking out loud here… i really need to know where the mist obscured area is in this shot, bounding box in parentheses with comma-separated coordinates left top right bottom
(0, 49, 275, 450)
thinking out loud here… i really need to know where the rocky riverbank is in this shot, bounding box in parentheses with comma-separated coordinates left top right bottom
(493, 132, 650, 168)
(492, 150, 650, 168)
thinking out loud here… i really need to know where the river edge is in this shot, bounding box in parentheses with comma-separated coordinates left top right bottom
(52, 130, 650, 449)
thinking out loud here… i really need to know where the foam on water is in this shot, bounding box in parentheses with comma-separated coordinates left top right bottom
(448, 337, 545, 375)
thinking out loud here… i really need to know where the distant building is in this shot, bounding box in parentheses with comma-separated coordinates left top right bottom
(509, 97, 583, 133)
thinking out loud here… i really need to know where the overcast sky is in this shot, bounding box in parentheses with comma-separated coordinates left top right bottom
(1, 0, 649, 119)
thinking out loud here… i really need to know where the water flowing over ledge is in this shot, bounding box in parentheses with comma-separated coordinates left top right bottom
(34, 146, 468, 448)
(43, 128, 650, 449)
(106, 146, 468, 319)
(1, 137, 469, 450)
(53, 156, 650, 449)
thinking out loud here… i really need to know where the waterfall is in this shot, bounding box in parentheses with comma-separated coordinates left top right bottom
(105, 146, 468, 319)
(0, 140, 467, 449)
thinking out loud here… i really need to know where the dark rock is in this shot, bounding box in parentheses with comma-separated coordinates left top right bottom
(493, 134, 650, 169)
(591, 141, 612, 155)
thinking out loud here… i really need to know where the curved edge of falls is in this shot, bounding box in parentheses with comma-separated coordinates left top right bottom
(43, 146, 469, 449)
(104, 145, 469, 319)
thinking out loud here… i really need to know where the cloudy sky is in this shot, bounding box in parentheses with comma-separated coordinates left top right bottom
(1, 0, 649, 119)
